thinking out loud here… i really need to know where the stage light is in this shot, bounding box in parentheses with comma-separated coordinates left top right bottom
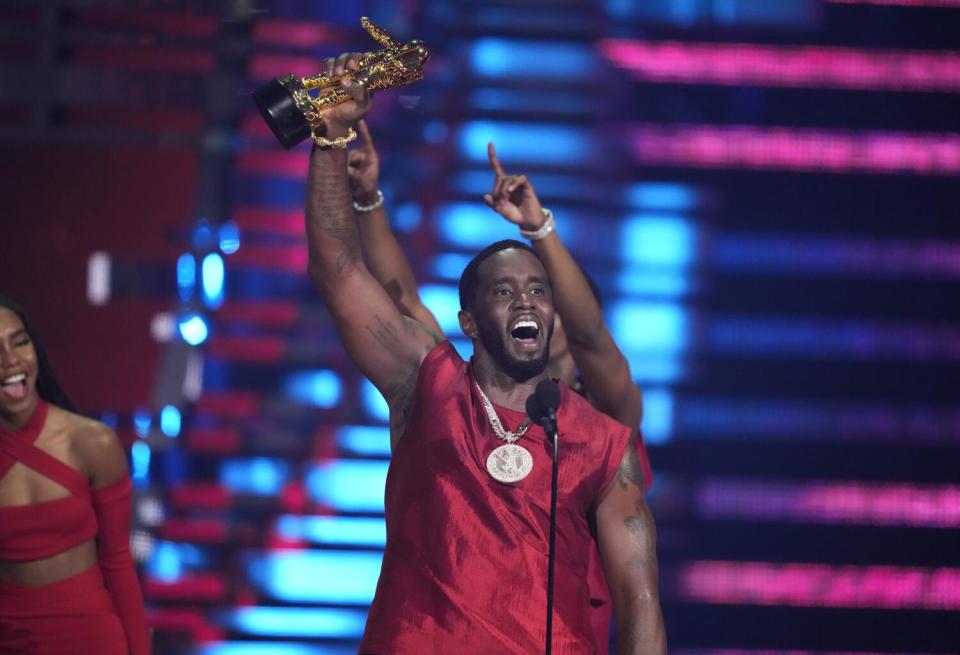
(620, 215, 696, 267)
(418, 285, 461, 334)
(221, 458, 291, 495)
(470, 39, 597, 79)
(221, 606, 368, 639)
(436, 202, 516, 248)
(432, 253, 472, 281)
(306, 460, 389, 513)
(248, 550, 383, 604)
(276, 515, 387, 547)
(337, 425, 391, 457)
(202, 253, 225, 309)
(160, 405, 181, 438)
(133, 409, 152, 437)
(219, 221, 240, 254)
(361, 379, 389, 423)
(641, 388, 674, 444)
(283, 369, 342, 408)
(86, 251, 111, 306)
(178, 313, 209, 346)
(458, 121, 588, 163)
(177, 253, 196, 302)
(131, 441, 151, 482)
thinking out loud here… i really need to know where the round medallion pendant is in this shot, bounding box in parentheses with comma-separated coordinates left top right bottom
(486, 443, 534, 484)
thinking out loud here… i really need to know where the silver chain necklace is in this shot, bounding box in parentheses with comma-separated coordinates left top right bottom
(475, 382, 534, 483)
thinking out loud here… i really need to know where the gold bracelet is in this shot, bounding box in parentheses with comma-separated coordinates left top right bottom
(312, 126, 358, 149)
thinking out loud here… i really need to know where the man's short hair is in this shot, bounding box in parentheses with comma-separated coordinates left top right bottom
(458, 239, 542, 311)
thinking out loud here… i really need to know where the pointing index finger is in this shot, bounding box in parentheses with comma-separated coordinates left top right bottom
(357, 119, 374, 152)
(487, 142, 506, 177)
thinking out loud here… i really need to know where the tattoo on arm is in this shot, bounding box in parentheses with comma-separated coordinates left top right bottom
(386, 366, 419, 442)
(364, 314, 401, 351)
(616, 441, 645, 491)
(308, 154, 361, 273)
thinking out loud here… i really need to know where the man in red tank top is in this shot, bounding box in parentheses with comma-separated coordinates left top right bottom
(303, 52, 666, 654)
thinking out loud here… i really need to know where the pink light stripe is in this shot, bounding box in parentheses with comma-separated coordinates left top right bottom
(249, 54, 324, 81)
(252, 19, 346, 49)
(599, 39, 960, 92)
(631, 124, 960, 174)
(675, 650, 938, 655)
(680, 561, 960, 609)
(828, 0, 960, 6)
(698, 479, 960, 528)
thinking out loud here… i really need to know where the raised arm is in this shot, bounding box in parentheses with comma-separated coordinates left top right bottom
(595, 436, 667, 655)
(306, 53, 443, 444)
(348, 120, 444, 336)
(483, 143, 641, 428)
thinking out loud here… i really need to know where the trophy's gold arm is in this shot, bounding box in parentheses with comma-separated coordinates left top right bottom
(360, 16, 401, 50)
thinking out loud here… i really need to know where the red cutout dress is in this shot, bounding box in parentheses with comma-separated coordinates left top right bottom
(0, 400, 149, 654)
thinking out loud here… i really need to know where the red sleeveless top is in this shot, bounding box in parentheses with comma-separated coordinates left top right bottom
(359, 342, 632, 654)
(0, 400, 99, 560)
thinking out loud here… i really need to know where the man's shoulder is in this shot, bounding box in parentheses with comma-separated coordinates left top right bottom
(558, 383, 633, 438)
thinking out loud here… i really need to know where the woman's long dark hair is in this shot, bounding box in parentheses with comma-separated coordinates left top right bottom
(0, 296, 75, 412)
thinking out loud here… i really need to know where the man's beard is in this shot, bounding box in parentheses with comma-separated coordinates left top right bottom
(476, 318, 553, 382)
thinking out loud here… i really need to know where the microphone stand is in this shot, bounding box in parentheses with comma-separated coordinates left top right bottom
(540, 407, 559, 655)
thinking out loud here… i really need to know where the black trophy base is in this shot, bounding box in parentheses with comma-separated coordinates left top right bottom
(252, 79, 312, 149)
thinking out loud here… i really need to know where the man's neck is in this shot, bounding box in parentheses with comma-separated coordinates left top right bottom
(472, 349, 545, 412)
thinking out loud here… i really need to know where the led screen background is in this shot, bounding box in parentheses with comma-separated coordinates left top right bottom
(0, 1, 957, 653)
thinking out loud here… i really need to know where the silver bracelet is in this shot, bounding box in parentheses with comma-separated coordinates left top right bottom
(519, 208, 555, 241)
(353, 189, 385, 213)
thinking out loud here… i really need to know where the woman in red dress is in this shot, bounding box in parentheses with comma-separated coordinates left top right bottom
(0, 297, 149, 654)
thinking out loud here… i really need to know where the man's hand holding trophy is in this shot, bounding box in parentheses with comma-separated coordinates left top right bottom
(253, 17, 430, 149)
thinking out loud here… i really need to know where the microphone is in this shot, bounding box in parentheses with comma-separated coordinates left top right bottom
(526, 379, 560, 435)
(526, 378, 562, 655)
(535, 378, 560, 424)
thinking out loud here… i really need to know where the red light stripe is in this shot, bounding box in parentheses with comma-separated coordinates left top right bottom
(231, 208, 304, 238)
(235, 150, 309, 177)
(227, 244, 308, 273)
(600, 39, 960, 92)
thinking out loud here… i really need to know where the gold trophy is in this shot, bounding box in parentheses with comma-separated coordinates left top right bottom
(253, 17, 430, 148)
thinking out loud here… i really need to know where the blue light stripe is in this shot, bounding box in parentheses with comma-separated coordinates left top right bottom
(248, 551, 383, 604)
(620, 215, 696, 267)
(198, 643, 358, 655)
(361, 379, 389, 423)
(337, 425, 391, 457)
(458, 121, 588, 163)
(625, 183, 701, 211)
(617, 268, 692, 297)
(220, 606, 368, 639)
(610, 301, 690, 353)
(470, 39, 598, 79)
(220, 458, 291, 495)
(275, 515, 386, 548)
(418, 284, 462, 334)
(307, 460, 389, 513)
(282, 369, 342, 408)
(436, 202, 517, 249)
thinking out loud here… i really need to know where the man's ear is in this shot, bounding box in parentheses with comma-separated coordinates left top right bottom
(458, 309, 478, 340)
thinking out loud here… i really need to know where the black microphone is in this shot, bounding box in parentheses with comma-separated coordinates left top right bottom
(534, 379, 560, 425)
(527, 378, 562, 655)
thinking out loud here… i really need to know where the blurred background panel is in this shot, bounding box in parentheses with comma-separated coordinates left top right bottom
(0, 0, 957, 653)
